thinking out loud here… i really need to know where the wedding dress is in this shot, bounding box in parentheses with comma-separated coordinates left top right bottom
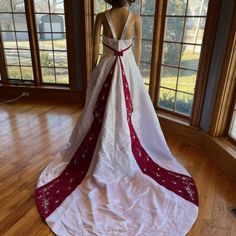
(35, 10, 199, 236)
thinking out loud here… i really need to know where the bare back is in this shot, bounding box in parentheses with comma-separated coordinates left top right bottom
(92, 7, 142, 69)
(102, 8, 135, 40)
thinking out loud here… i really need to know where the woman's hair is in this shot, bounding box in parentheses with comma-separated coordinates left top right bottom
(104, 0, 135, 8)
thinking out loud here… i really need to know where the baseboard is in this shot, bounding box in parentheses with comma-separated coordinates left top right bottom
(203, 136, 236, 182)
(0, 85, 83, 104)
(158, 113, 205, 148)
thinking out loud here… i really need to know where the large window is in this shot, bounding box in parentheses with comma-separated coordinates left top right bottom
(0, 0, 34, 82)
(34, 0, 68, 84)
(93, 0, 156, 90)
(157, 0, 209, 117)
(0, 0, 69, 85)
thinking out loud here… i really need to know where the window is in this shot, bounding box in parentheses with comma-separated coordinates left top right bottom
(0, 0, 34, 82)
(0, 0, 70, 86)
(93, 0, 156, 90)
(157, 0, 209, 117)
(34, 0, 69, 84)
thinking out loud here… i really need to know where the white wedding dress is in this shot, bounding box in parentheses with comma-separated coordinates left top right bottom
(35, 10, 199, 236)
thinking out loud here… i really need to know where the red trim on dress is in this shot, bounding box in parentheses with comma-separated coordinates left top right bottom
(118, 56, 199, 206)
(35, 56, 118, 220)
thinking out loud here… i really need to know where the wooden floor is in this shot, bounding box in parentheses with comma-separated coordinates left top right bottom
(0, 99, 235, 236)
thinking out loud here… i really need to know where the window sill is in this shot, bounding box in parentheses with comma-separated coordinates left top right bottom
(0, 83, 72, 91)
(157, 111, 190, 127)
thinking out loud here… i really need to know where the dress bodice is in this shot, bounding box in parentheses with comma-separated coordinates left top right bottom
(101, 10, 134, 57)
(102, 36, 134, 57)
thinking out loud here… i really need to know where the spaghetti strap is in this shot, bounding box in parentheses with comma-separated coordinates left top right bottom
(120, 11, 131, 40)
(105, 10, 131, 40)
(105, 10, 117, 40)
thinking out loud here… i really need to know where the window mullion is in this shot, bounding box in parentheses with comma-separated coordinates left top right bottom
(64, 1, 77, 89)
(24, 0, 42, 86)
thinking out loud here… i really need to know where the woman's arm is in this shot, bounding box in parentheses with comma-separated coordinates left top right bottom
(133, 14, 142, 67)
(92, 13, 102, 70)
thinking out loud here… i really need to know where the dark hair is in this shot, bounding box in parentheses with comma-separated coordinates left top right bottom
(104, 0, 135, 8)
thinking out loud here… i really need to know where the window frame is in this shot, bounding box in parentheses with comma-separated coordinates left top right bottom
(149, 0, 221, 126)
(0, 0, 76, 89)
(227, 90, 236, 145)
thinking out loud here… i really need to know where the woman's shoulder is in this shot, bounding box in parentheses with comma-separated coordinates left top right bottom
(95, 11, 107, 24)
(129, 11, 141, 25)
(129, 11, 141, 21)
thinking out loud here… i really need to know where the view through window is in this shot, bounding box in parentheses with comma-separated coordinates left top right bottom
(158, 0, 209, 116)
(0, 0, 34, 82)
(34, 0, 69, 84)
(0, 0, 69, 85)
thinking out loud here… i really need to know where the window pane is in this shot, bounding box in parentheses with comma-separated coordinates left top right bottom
(53, 33, 67, 50)
(19, 50, 32, 66)
(0, 14, 14, 30)
(12, 0, 25, 12)
(164, 17, 185, 42)
(21, 67, 34, 80)
(175, 92, 193, 115)
(49, 0, 64, 13)
(158, 88, 175, 111)
(16, 33, 30, 49)
(162, 42, 181, 66)
(160, 66, 178, 90)
(183, 17, 206, 44)
(177, 69, 197, 93)
(5, 49, 19, 65)
(141, 40, 152, 63)
(40, 51, 54, 67)
(229, 112, 236, 139)
(34, 0, 50, 13)
(187, 0, 209, 16)
(142, 17, 154, 40)
(42, 67, 55, 83)
(55, 68, 68, 84)
(180, 45, 201, 70)
(2, 32, 17, 48)
(167, 0, 187, 16)
(54, 51, 68, 67)
(7, 66, 21, 79)
(38, 34, 53, 50)
(141, 0, 156, 15)
(13, 14, 28, 31)
(0, 1, 12, 12)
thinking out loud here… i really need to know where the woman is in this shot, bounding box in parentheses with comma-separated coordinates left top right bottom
(35, 1, 199, 235)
